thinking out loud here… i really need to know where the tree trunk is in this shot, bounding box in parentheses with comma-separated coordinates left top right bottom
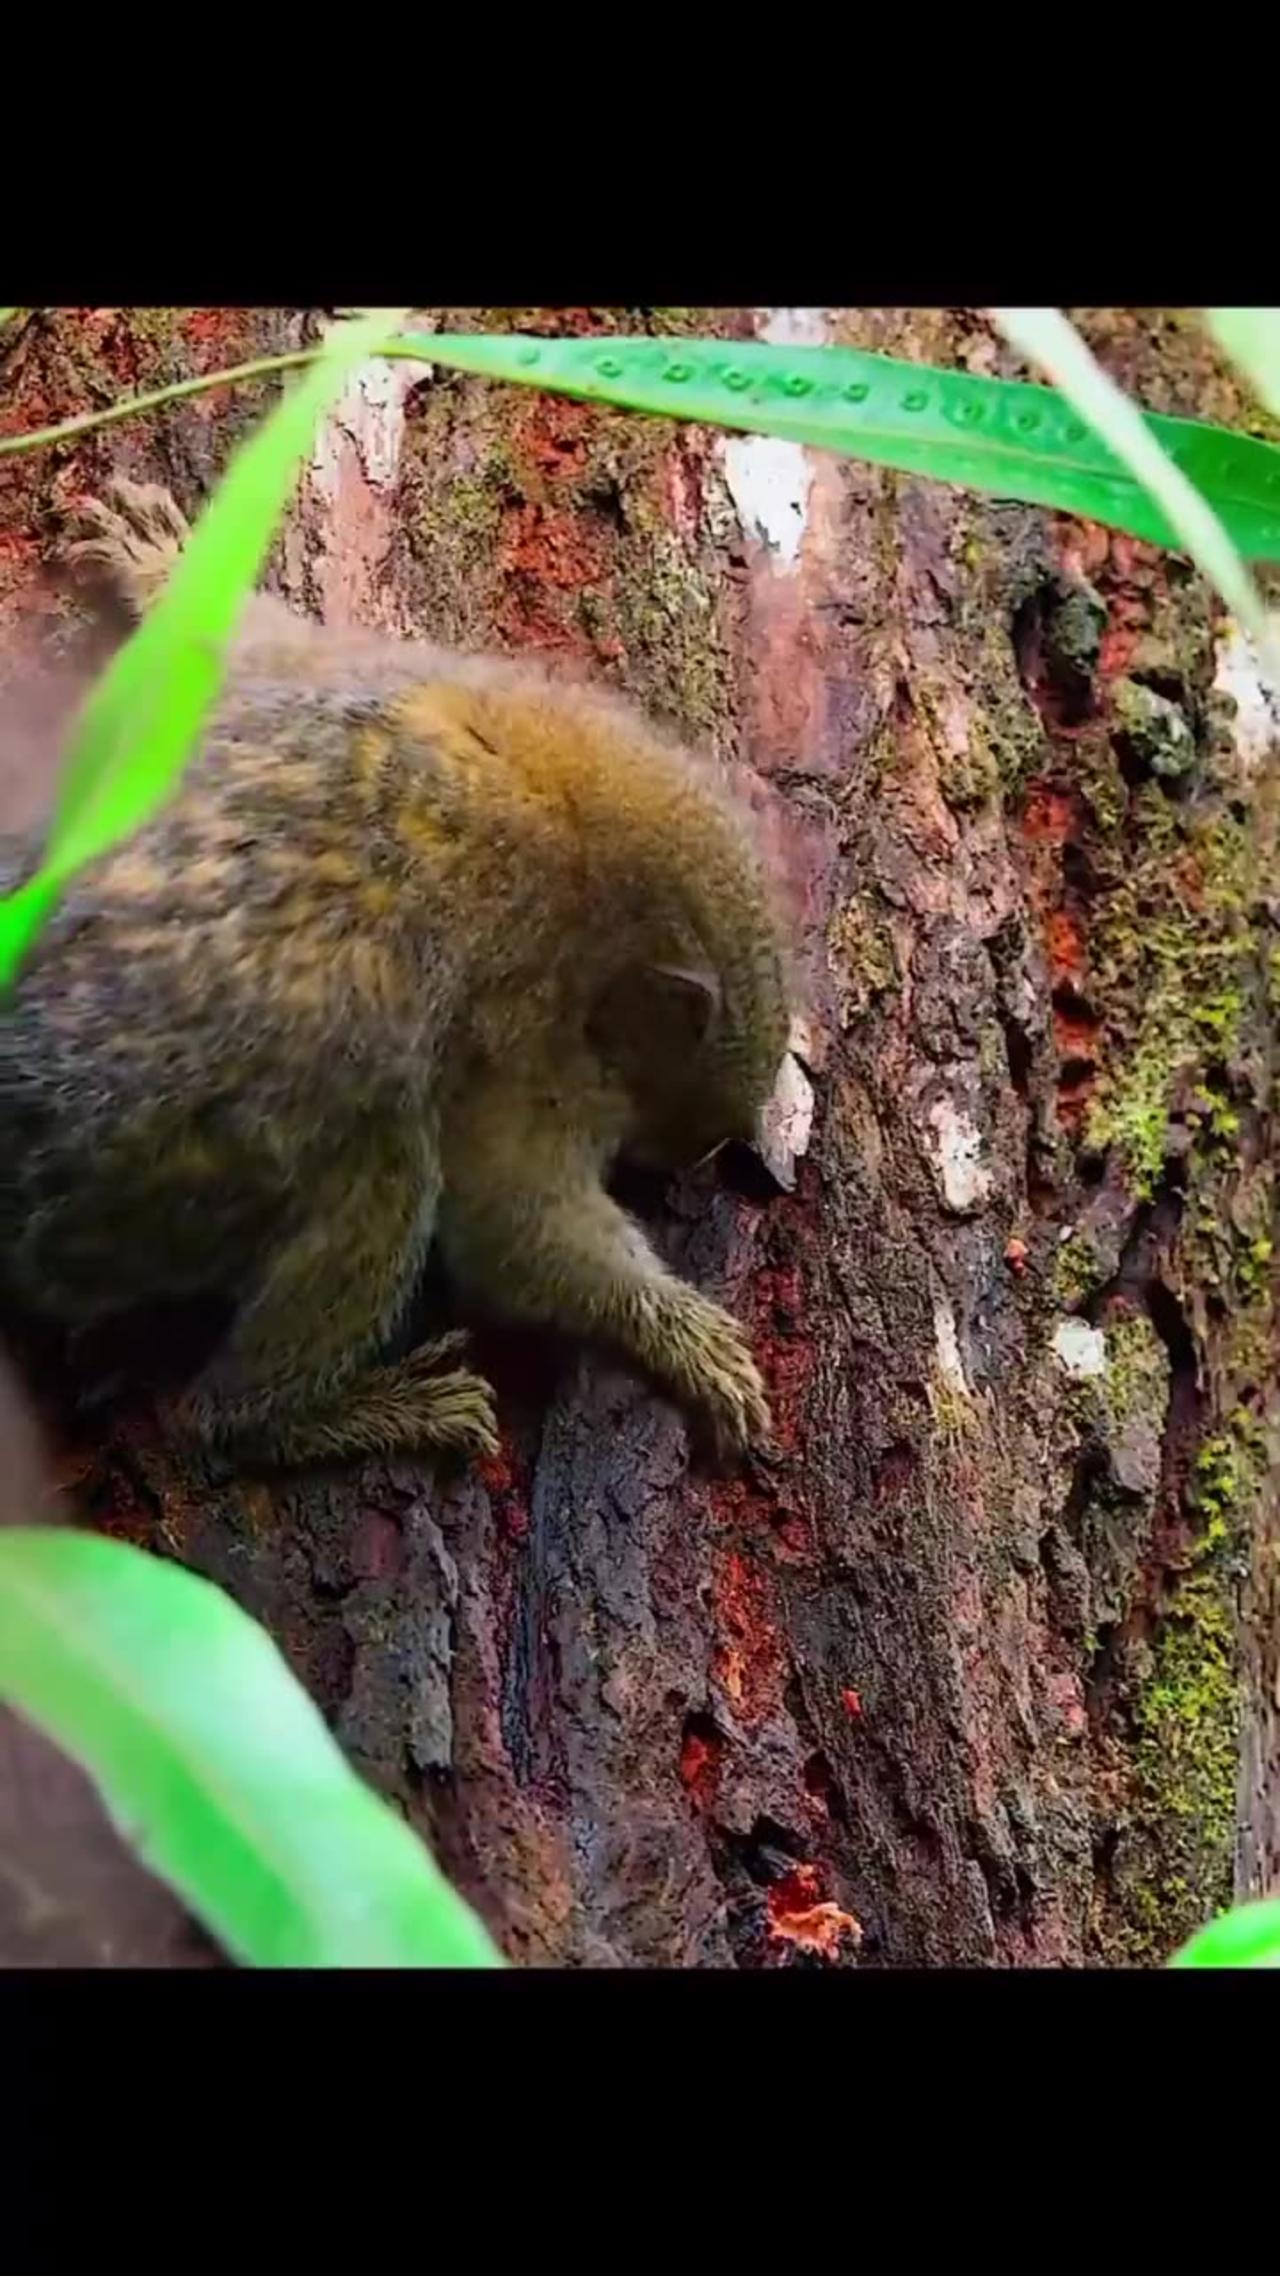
(1, 306, 1275, 1968)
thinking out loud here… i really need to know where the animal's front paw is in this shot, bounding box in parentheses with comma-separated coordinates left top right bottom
(662, 1289, 772, 1458)
(56, 474, 190, 623)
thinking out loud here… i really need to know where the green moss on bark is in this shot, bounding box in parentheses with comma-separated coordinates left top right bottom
(1102, 1420, 1266, 1963)
(1052, 1232, 1107, 1309)
(1085, 797, 1259, 1199)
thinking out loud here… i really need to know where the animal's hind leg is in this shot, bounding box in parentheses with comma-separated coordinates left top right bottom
(169, 1140, 499, 1469)
(57, 475, 191, 624)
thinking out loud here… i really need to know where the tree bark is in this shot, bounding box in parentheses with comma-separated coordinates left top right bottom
(0, 306, 1275, 1967)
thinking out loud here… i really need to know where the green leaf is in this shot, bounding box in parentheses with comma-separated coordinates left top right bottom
(391, 330, 1280, 564)
(991, 308, 1280, 681)
(1204, 307, 1280, 422)
(0, 1528, 505, 1967)
(0, 306, 411, 987)
(1169, 1897, 1280, 1969)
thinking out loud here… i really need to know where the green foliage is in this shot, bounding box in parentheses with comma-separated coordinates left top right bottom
(992, 308, 1280, 672)
(0, 307, 410, 985)
(1170, 1897, 1280, 1968)
(0, 1529, 503, 1967)
(0, 305, 502, 1968)
(400, 329, 1280, 568)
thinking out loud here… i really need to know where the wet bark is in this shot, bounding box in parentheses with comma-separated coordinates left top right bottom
(0, 306, 1275, 1967)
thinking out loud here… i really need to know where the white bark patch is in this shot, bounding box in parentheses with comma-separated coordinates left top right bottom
(1052, 1319, 1107, 1378)
(787, 1011, 824, 1075)
(286, 348, 433, 632)
(1212, 621, 1280, 777)
(934, 1300, 969, 1392)
(722, 436, 814, 569)
(759, 308, 832, 348)
(757, 1051, 815, 1191)
(925, 1098, 993, 1214)
(309, 354, 430, 498)
(720, 309, 830, 571)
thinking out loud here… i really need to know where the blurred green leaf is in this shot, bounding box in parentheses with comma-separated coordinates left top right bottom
(0, 306, 410, 986)
(0, 1528, 504, 1968)
(992, 307, 1280, 681)
(1205, 307, 1280, 422)
(1169, 1897, 1280, 1969)
(395, 329, 1280, 564)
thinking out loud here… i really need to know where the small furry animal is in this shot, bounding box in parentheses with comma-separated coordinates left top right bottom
(0, 477, 790, 1468)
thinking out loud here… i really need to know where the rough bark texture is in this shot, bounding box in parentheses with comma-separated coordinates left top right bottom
(0, 306, 1276, 1968)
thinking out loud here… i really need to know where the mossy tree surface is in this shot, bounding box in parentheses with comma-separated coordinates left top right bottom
(0, 307, 1275, 1966)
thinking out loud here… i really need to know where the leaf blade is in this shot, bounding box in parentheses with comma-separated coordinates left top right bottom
(0, 1528, 504, 1968)
(391, 330, 1280, 562)
(1169, 1897, 1280, 1969)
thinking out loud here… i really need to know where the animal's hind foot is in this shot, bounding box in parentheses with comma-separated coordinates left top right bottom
(171, 1331, 501, 1471)
(56, 474, 190, 623)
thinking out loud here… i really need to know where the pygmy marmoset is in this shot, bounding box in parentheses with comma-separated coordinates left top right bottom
(0, 477, 790, 1468)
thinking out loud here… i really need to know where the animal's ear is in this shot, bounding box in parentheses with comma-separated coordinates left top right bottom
(649, 963, 721, 1043)
(588, 962, 720, 1058)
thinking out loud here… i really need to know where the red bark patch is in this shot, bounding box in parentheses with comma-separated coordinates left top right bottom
(1020, 784, 1080, 846)
(492, 394, 611, 658)
(679, 1717, 723, 1810)
(739, 1200, 820, 1455)
(0, 387, 51, 442)
(478, 1439, 531, 1542)
(511, 392, 596, 487)
(1053, 1003, 1100, 1062)
(497, 502, 608, 597)
(1045, 909, 1088, 989)
(1059, 521, 1112, 580)
(710, 1547, 787, 1721)
(182, 309, 251, 358)
(1098, 627, 1137, 678)
(1091, 529, 1163, 684)
(1055, 1069, 1097, 1132)
(766, 1862, 861, 1957)
(477, 1441, 520, 1497)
